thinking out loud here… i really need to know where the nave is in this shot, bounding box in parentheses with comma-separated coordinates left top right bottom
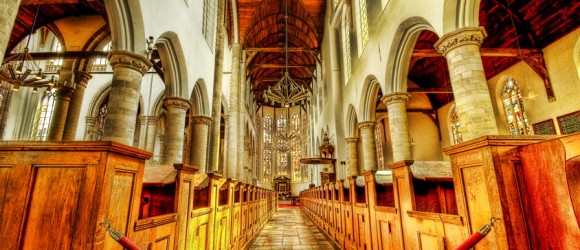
(250, 207, 336, 250)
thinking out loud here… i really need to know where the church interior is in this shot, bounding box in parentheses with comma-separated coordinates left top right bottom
(0, 0, 578, 249)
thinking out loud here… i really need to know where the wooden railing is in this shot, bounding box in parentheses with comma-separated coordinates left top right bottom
(0, 141, 277, 249)
(301, 133, 580, 249)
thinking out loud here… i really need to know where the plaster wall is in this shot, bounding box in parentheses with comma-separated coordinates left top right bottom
(488, 28, 580, 135)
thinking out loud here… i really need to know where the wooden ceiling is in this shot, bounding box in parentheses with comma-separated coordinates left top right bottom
(8, 0, 106, 53)
(409, 0, 579, 110)
(234, 0, 326, 106)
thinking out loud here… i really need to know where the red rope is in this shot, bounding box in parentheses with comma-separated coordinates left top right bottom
(453, 217, 497, 250)
(101, 221, 142, 250)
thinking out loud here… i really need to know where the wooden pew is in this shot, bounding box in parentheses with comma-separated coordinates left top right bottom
(348, 176, 372, 250)
(339, 180, 356, 250)
(333, 182, 345, 248)
(188, 173, 212, 250)
(363, 170, 401, 250)
(517, 133, 580, 249)
(230, 183, 243, 249)
(0, 141, 151, 250)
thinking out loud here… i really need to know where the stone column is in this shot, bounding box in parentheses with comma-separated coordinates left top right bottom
(237, 49, 247, 181)
(227, 43, 241, 180)
(207, 0, 226, 173)
(47, 86, 75, 141)
(0, 0, 21, 61)
(138, 116, 158, 152)
(84, 116, 97, 140)
(160, 97, 190, 165)
(103, 51, 152, 145)
(382, 92, 413, 162)
(357, 121, 378, 172)
(63, 71, 92, 140)
(345, 137, 360, 176)
(435, 27, 499, 140)
(190, 116, 212, 173)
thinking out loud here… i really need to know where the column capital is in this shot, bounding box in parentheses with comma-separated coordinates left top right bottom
(139, 115, 159, 125)
(108, 50, 153, 75)
(85, 116, 97, 124)
(434, 26, 487, 56)
(345, 137, 359, 143)
(74, 71, 93, 87)
(164, 97, 191, 111)
(357, 121, 376, 130)
(381, 92, 410, 106)
(191, 116, 212, 126)
(56, 86, 76, 99)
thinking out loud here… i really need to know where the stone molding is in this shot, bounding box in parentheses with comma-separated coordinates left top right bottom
(139, 116, 159, 125)
(108, 50, 153, 75)
(164, 97, 191, 111)
(381, 92, 410, 106)
(191, 116, 212, 126)
(74, 71, 93, 87)
(357, 121, 376, 130)
(345, 137, 359, 143)
(85, 116, 97, 125)
(434, 27, 487, 56)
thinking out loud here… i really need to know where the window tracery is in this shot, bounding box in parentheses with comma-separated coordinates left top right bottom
(502, 78, 531, 135)
(263, 115, 272, 181)
(31, 90, 56, 141)
(358, 0, 369, 50)
(95, 96, 109, 141)
(375, 121, 384, 169)
(450, 105, 463, 144)
(291, 113, 301, 182)
(277, 115, 288, 176)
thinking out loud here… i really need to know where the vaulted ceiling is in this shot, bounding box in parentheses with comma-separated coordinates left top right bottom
(232, 0, 326, 107)
(7, 0, 106, 53)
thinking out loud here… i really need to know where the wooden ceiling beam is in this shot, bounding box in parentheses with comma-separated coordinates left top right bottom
(407, 87, 453, 94)
(3, 51, 109, 63)
(245, 47, 319, 53)
(412, 48, 542, 58)
(250, 64, 316, 69)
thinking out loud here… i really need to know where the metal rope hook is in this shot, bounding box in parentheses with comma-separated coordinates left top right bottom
(453, 217, 500, 250)
(100, 221, 142, 250)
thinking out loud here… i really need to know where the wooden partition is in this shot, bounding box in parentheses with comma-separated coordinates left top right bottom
(0, 141, 277, 250)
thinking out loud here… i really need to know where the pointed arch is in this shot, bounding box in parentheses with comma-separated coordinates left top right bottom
(359, 75, 382, 122)
(190, 79, 210, 116)
(385, 17, 436, 93)
(443, 0, 482, 32)
(104, 0, 146, 53)
(346, 104, 359, 137)
(157, 32, 189, 99)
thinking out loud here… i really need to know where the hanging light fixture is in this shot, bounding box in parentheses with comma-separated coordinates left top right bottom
(0, 5, 49, 91)
(263, 0, 311, 108)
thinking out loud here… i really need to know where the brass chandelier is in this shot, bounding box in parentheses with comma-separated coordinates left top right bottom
(0, 5, 49, 91)
(263, 0, 310, 108)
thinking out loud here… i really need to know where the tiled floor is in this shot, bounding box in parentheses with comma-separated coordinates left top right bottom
(250, 207, 336, 250)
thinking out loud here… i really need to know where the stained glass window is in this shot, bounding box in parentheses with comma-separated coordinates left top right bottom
(302, 114, 310, 182)
(95, 96, 109, 140)
(263, 115, 272, 182)
(277, 115, 288, 176)
(343, 7, 352, 80)
(358, 0, 369, 49)
(291, 113, 301, 182)
(502, 78, 531, 135)
(375, 122, 384, 169)
(451, 105, 462, 144)
(31, 89, 56, 141)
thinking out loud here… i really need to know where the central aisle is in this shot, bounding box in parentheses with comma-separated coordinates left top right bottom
(250, 207, 336, 249)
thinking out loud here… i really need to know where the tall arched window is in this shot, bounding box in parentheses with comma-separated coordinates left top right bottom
(450, 105, 463, 144)
(202, 0, 216, 49)
(291, 113, 301, 182)
(342, 7, 352, 80)
(263, 115, 272, 182)
(502, 78, 531, 135)
(95, 96, 109, 140)
(277, 115, 288, 176)
(301, 113, 310, 182)
(31, 90, 56, 141)
(357, 0, 369, 50)
(375, 121, 384, 169)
